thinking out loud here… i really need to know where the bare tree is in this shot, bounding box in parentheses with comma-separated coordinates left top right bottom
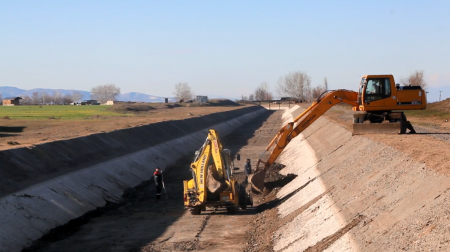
(62, 94, 74, 104)
(401, 70, 428, 89)
(254, 82, 273, 101)
(52, 90, 63, 105)
(277, 71, 311, 102)
(22, 95, 32, 105)
(173, 82, 194, 101)
(248, 94, 255, 101)
(91, 84, 121, 103)
(311, 85, 327, 99)
(71, 91, 84, 102)
(31, 92, 40, 105)
(41, 91, 51, 105)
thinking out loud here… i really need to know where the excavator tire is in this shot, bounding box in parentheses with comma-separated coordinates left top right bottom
(238, 185, 247, 210)
(226, 206, 238, 214)
(190, 206, 202, 215)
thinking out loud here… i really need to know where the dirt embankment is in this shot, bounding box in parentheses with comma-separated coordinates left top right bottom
(0, 103, 246, 151)
(0, 106, 262, 197)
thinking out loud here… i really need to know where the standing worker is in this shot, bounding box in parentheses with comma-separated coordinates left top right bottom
(154, 167, 163, 200)
(244, 158, 252, 183)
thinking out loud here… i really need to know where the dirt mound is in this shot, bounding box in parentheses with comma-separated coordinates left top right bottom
(106, 103, 157, 113)
(437, 98, 450, 110)
(207, 99, 241, 106)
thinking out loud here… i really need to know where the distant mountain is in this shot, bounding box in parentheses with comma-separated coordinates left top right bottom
(0, 87, 27, 98)
(0, 86, 90, 100)
(0, 86, 176, 103)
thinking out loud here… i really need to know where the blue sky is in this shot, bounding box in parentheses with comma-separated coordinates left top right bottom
(1, 0, 449, 101)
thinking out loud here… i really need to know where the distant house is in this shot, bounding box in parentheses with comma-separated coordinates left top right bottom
(2, 97, 23, 106)
(80, 100, 99, 105)
(196, 96, 209, 103)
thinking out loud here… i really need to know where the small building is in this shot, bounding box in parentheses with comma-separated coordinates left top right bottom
(2, 97, 23, 106)
(196, 95, 209, 103)
(106, 100, 114, 105)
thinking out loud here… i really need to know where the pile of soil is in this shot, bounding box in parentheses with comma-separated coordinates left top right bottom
(106, 103, 157, 113)
(206, 99, 241, 106)
(437, 98, 450, 110)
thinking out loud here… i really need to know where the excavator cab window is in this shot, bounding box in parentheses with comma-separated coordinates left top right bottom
(364, 78, 391, 103)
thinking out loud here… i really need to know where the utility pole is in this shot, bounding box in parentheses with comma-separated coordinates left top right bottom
(439, 91, 442, 102)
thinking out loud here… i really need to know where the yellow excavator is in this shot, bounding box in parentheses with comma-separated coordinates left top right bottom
(250, 74, 427, 192)
(183, 129, 252, 215)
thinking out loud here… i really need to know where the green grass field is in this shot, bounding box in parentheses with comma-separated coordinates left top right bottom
(0, 105, 130, 120)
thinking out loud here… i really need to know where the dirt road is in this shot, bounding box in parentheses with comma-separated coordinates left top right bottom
(25, 109, 286, 252)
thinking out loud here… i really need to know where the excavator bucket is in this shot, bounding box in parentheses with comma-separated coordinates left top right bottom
(352, 123, 401, 135)
(206, 164, 227, 194)
(248, 170, 266, 193)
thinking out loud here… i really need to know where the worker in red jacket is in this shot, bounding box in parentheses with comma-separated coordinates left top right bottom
(154, 167, 163, 200)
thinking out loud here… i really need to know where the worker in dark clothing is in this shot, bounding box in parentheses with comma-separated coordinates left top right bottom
(244, 159, 252, 183)
(154, 167, 163, 200)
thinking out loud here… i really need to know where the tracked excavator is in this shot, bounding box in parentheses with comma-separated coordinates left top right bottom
(183, 129, 252, 215)
(249, 74, 427, 192)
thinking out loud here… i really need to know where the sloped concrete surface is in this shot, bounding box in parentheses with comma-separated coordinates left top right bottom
(0, 106, 265, 252)
(272, 106, 450, 251)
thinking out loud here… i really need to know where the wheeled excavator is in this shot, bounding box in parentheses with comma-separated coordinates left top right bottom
(183, 129, 252, 215)
(249, 74, 427, 192)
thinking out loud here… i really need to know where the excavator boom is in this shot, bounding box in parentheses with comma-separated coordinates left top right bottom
(250, 90, 358, 192)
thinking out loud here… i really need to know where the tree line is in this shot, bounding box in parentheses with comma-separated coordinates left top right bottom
(242, 70, 427, 102)
(242, 71, 328, 102)
(0, 71, 427, 105)
(0, 84, 121, 105)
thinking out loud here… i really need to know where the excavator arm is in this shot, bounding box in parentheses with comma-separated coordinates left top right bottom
(250, 90, 358, 192)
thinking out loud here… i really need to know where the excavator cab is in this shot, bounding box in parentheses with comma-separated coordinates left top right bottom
(353, 74, 426, 134)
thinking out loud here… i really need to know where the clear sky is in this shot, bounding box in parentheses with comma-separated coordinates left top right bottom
(1, 0, 449, 101)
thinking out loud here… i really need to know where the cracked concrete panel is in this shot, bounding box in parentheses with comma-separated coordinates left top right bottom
(274, 193, 346, 252)
(277, 176, 328, 218)
(324, 232, 358, 252)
